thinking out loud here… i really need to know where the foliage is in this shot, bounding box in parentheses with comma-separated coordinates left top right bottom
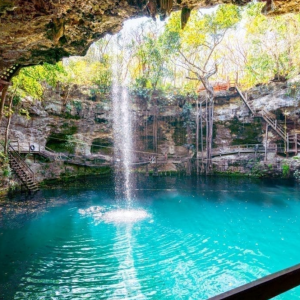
(0, 150, 10, 178)
(227, 117, 262, 145)
(282, 164, 290, 178)
(72, 100, 82, 114)
(12, 62, 65, 100)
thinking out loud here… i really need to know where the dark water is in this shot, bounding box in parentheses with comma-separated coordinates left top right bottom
(0, 176, 300, 299)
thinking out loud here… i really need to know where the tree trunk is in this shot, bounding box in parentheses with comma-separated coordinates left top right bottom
(203, 78, 214, 174)
(196, 98, 199, 174)
(0, 85, 9, 126)
(4, 95, 13, 154)
(200, 101, 204, 172)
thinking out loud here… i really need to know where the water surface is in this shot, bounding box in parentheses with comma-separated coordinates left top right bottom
(0, 176, 300, 299)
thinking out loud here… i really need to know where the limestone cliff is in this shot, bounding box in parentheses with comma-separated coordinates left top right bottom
(1, 80, 299, 188)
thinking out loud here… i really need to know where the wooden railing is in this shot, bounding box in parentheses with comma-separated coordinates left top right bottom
(208, 263, 300, 300)
(10, 140, 45, 154)
(235, 85, 291, 146)
(235, 85, 255, 115)
(8, 144, 36, 182)
(261, 110, 286, 140)
(197, 144, 278, 158)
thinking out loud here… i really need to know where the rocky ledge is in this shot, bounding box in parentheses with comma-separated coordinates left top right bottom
(0, 0, 296, 73)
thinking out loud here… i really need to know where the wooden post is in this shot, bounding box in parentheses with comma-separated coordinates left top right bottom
(0, 85, 9, 124)
(200, 101, 204, 173)
(265, 124, 269, 162)
(188, 159, 191, 176)
(295, 134, 298, 155)
(205, 97, 208, 174)
(286, 133, 289, 157)
(196, 98, 199, 175)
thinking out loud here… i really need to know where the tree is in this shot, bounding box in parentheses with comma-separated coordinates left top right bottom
(163, 5, 241, 172)
(242, 3, 300, 84)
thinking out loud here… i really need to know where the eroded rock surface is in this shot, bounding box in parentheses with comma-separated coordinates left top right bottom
(0, 79, 298, 183)
(0, 0, 296, 72)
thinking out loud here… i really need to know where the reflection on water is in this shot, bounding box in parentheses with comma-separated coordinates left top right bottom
(112, 226, 146, 300)
(0, 177, 300, 299)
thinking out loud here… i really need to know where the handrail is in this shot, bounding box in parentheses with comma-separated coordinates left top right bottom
(261, 110, 286, 140)
(219, 144, 277, 149)
(235, 85, 254, 115)
(235, 84, 289, 144)
(8, 144, 35, 181)
(198, 144, 277, 152)
(262, 112, 285, 135)
(208, 263, 300, 300)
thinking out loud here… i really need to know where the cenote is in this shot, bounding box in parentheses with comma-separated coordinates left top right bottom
(1, 176, 300, 299)
(2, 1, 300, 299)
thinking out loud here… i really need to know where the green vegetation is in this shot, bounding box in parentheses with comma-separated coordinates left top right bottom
(91, 138, 113, 155)
(0, 151, 10, 177)
(46, 123, 78, 153)
(282, 164, 290, 178)
(40, 166, 112, 187)
(227, 117, 262, 145)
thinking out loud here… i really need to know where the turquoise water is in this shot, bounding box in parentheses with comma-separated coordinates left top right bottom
(0, 176, 300, 300)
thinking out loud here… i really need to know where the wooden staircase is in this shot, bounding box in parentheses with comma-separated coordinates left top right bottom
(235, 85, 299, 154)
(8, 145, 39, 192)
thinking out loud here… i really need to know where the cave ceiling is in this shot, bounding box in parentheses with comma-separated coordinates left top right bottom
(0, 0, 298, 77)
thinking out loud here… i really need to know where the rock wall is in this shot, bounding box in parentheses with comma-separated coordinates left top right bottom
(1, 80, 299, 188)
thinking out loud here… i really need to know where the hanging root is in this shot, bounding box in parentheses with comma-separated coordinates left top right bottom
(160, 0, 173, 14)
(181, 7, 191, 29)
(145, 0, 157, 21)
(260, 0, 275, 14)
(158, 0, 173, 21)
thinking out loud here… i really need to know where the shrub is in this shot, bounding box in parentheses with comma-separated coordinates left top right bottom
(282, 164, 290, 178)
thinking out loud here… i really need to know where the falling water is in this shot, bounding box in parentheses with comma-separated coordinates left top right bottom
(109, 33, 147, 300)
(111, 39, 134, 205)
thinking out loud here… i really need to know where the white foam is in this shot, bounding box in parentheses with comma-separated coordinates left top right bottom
(102, 209, 150, 224)
(78, 206, 104, 216)
(79, 207, 150, 225)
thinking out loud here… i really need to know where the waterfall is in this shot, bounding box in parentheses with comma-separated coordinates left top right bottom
(80, 21, 151, 300)
(110, 31, 146, 300)
(111, 37, 134, 205)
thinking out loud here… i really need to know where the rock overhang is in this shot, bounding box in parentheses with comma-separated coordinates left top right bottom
(0, 0, 297, 76)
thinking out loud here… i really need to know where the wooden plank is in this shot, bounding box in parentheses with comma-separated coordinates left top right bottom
(208, 263, 300, 300)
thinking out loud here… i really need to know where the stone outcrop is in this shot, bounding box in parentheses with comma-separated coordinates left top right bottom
(0, 0, 296, 73)
(0, 79, 299, 187)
